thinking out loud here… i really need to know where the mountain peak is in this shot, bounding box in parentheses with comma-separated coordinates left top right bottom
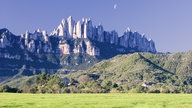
(125, 27, 131, 32)
(0, 28, 10, 34)
(67, 16, 75, 23)
(30, 16, 157, 53)
(0, 16, 156, 59)
(61, 18, 66, 25)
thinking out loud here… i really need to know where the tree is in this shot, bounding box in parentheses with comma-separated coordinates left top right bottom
(101, 80, 113, 92)
(27, 72, 64, 93)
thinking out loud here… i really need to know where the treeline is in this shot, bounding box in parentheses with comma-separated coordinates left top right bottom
(1, 72, 192, 94)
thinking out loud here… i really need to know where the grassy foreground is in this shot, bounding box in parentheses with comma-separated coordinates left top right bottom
(0, 93, 192, 108)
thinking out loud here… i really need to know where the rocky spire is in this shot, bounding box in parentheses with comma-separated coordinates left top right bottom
(75, 20, 82, 38)
(97, 24, 104, 42)
(67, 16, 75, 38)
(51, 18, 69, 38)
(50, 16, 156, 53)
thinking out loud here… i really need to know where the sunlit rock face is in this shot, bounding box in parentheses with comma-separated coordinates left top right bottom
(51, 16, 156, 54)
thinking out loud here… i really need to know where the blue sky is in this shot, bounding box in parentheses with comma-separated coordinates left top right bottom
(1, 0, 192, 52)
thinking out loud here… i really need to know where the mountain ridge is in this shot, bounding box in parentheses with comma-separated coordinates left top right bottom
(0, 16, 156, 79)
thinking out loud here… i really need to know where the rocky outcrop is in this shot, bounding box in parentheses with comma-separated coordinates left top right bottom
(75, 21, 82, 38)
(51, 16, 156, 53)
(59, 43, 70, 54)
(0, 16, 156, 59)
(0, 29, 10, 48)
(85, 40, 100, 56)
(58, 39, 100, 56)
(119, 28, 156, 52)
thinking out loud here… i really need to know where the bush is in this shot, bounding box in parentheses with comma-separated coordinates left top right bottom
(160, 86, 170, 93)
(129, 86, 148, 93)
(62, 88, 70, 93)
(148, 88, 160, 93)
(0, 85, 21, 93)
(78, 75, 93, 83)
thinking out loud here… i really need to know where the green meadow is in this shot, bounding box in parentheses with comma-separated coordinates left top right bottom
(0, 93, 192, 108)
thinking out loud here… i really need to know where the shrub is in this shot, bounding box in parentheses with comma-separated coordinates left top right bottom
(0, 85, 21, 93)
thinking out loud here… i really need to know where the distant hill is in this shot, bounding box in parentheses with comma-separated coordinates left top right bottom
(63, 52, 192, 93)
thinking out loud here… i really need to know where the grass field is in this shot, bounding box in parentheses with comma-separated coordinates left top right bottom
(0, 93, 192, 108)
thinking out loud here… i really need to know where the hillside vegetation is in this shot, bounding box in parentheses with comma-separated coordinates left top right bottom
(2, 52, 192, 93)
(64, 52, 192, 93)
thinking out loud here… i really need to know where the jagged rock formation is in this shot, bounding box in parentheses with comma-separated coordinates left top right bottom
(51, 16, 156, 55)
(0, 16, 157, 76)
(0, 16, 156, 57)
